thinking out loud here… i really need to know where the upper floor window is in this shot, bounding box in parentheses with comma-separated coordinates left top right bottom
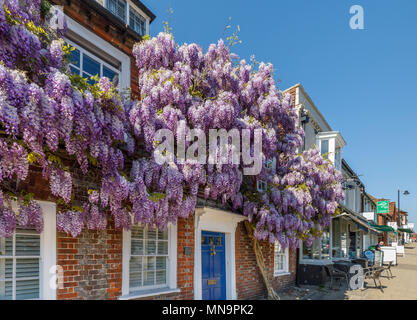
(129, 8, 146, 36)
(96, 0, 149, 36)
(68, 41, 119, 86)
(320, 139, 329, 158)
(107, 0, 127, 22)
(257, 180, 267, 193)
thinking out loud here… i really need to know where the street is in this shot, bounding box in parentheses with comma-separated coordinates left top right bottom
(279, 243, 417, 300)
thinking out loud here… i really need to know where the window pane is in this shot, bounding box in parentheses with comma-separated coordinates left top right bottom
(16, 259, 39, 279)
(70, 66, 80, 75)
(321, 140, 329, 157)
(16, 279, 39, 300)
(143, 271, 154, 286)
(158, 229, 168, 241)
(0, 259, 13, 280)
(0, 238, 12, 256)
(108, 0, 126, 21)
(145, 256, 155, 271)
(156, 257, 166, 270)
(131, 239, 143, 255)
(0, 280, 12, 300)
(132, 226, 144, 239)
(103, 66, 118, 83)
(147, 228, 157, 240)
(129, 272, 142, 288)
(146, 240, 156, 255)
(82, 73, 96, 85)
(321, 228, 330, 259)
(83, 54, 100, 77)
(129, 9, 146, 35)
(155, 270, 166, 285)
(16, 233, 40, 256)
(157, 241, 168, 255)
(130, 256, 142, 274)
(69, 48, 80, 67)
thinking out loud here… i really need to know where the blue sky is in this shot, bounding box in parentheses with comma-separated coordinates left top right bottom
(142, 0, 417, 224)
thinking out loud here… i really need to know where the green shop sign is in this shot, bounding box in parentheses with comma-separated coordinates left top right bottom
(377, 200, 389, 214)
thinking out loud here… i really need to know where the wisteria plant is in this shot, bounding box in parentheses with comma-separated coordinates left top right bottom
(0, 0, 344, 261)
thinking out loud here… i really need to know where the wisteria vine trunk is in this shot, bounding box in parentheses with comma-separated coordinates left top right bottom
(244, 220, 280, 300)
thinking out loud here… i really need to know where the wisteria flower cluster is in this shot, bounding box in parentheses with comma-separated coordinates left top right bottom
(0, 0, 344, 247)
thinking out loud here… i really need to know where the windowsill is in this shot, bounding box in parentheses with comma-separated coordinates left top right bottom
(274, 272, 291, 278)
(118, 287, 181, 300)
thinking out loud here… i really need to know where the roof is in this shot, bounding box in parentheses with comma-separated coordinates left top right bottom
(338, 205, 381, 234)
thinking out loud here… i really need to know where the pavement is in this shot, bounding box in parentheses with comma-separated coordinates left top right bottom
(278, 242, 417, 300)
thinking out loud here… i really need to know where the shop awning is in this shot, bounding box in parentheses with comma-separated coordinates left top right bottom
(337, 212, 381, 234)
(398, 228, 414, 234)
(369, 222, 395, 232)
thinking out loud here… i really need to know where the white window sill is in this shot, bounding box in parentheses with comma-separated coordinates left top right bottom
(274, 271, 291, 278)
(118, 287, 180, 300)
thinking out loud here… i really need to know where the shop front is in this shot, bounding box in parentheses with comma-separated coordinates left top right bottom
(297, 211, 380, 285)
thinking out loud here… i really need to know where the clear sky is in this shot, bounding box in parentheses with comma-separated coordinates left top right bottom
(142, 0, 417, 225)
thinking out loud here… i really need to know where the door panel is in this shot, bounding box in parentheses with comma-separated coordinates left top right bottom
(201, 231, 226, 300)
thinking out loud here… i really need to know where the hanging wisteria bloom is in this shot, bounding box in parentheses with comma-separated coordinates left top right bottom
(0, 0, 344, 243)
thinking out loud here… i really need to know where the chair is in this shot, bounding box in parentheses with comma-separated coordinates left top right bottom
(362, 250, 385, 292)
(324, 264, 349, 290)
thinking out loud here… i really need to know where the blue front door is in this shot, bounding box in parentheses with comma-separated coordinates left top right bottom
(201, 231, 226, 300)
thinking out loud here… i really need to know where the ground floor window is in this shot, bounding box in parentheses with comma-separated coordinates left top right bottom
(0, 201, 56, 300)
(129, 226, 169, 290)
(302, 227, 331, 260)
(0, 229, 41, 300)
(274, 242, 289, 276)
(123, 224, 177, 296)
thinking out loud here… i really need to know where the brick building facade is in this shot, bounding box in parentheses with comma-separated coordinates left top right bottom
(0, 0, 296, 300)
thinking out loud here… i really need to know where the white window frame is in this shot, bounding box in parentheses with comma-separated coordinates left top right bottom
(257, 180, 267, 193)
(95, 0, 150, 35)
(66, 39, 120, 85)
(299, 224, 333, 265)
(0, 201, 56, 300)
(121, 223, 178, 299)
(273, 242, 289, 277)
(65, 16, 131, 93)
(106, 0, 127, 22)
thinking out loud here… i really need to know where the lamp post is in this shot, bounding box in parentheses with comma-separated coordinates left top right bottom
(398, 189, 410, 245)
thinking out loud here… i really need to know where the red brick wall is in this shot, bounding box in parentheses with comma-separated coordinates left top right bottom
(56, 218, 123, 300)
(235, 221, 296, 299)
